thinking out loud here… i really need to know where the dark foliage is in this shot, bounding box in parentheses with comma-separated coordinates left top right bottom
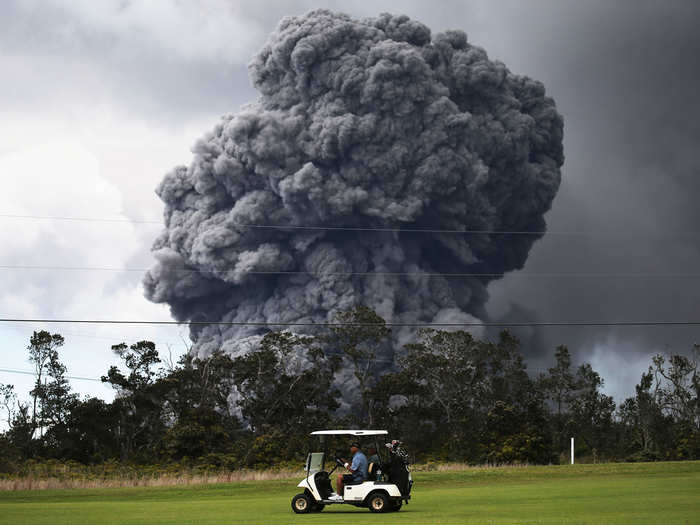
(1, 322, 699, 472)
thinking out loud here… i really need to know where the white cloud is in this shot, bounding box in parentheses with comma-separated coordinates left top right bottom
(0, 138, 153, 313)
(12, 0, 267, 64)
(0, 137, 192, 402)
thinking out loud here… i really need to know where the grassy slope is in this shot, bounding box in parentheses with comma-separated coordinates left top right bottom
(1, 462, 699, 525)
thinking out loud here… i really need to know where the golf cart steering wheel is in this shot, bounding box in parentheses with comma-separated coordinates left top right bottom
(328, 456, 344, 475)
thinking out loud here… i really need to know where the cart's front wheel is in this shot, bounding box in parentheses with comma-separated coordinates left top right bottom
(291, 493, 312, 514)
(368, 492, 390, 513)
(311, 503, 325, 512)
(390, 500, 402, 512)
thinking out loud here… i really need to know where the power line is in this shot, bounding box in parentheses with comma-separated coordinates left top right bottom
(1, 318, 699, 328)
(2, 213, 697, 236)
(0, 322, 187, 347)
(0, 213, 160, 225)
(2, 264, 700, 279)
(0, 367, 103, 383)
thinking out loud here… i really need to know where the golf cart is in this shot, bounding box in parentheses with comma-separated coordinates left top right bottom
(291, 429, 412, 514)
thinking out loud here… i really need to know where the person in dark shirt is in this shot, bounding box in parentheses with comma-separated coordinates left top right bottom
(366, 446, 381, 479)
(367, 446, 380, 467)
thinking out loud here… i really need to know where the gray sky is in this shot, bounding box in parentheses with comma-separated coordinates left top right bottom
(1, 0, 698, 404)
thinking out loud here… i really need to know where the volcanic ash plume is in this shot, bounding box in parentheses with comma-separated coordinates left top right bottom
(144, 9, 564, 359)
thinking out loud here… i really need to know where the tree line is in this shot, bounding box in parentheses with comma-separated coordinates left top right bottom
(1, 306, 698, 471)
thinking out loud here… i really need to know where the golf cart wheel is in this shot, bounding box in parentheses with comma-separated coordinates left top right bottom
(311, 503, 325, 512)
(291, 493, 312, 514)
(391, 500, 402, 512)
(368, 492, 390, 513)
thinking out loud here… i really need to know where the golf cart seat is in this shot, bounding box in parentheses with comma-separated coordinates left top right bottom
(344, 476, 363, 486)
(367, 461, 379, 482)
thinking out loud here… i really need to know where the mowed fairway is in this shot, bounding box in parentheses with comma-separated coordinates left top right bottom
(1, 461, 699, 525)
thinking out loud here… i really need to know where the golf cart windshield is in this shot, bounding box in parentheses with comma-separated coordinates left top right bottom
(305, 452, 324, 474)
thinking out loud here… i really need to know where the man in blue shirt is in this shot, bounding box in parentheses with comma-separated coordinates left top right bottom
(333, 442, 368, 499)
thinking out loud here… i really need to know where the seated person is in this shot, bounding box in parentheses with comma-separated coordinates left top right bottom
(331, 442, 367, 499)
(366, 446, 381, 480)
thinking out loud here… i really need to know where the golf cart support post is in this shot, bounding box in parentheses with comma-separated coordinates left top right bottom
(291, 429, 412, 514)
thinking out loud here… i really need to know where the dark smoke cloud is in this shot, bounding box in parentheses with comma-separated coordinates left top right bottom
(144, 9, 564, 358)
(482, 1, 700, 399)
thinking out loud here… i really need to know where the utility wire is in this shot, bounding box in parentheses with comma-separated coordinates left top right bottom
(0, 367, 103, 383)
(2, 213, 697, 236)
(1, 318, 699, 328)
(0, 213, 161, 225)
(0, 323, 185, 347)
(1, 265, 699, 279)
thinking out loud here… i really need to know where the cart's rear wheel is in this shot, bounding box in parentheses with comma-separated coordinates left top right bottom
(368, 492, 390, 513)
(291, 493, 312, 514)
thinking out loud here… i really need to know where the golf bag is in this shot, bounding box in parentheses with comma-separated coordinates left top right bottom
(385, 440, 412, 498)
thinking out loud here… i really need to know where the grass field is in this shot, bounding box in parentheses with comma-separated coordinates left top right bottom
(1, 461, 699, 524)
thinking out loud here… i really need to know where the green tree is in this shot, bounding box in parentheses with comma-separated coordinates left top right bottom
(540, 345, 576, 452)
(63, 397, 119, 462)
(374, 328, 483, 458)
(102, 341, 165, 461)
(651, 348, 699, 432)
(6, 403, 33, 458)
(327, 306, 390, 426)
(372, 329, 550, 463)
(568, 363, 616, 460)
(27, 331, 65, 437)
(231, 331, 340, 436)
(35, 350, 78, 456)
(618, 370, 671, 460)
(479, 332, 553, 464)
(36, 349, 77, 428)
(0, 383, 16, 428)
(163, 351, 236, 420)
(160, 351, 241, 460)
(618, 347, 700, 460)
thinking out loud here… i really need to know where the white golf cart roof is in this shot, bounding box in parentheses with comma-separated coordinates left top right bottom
(310, 429, 388, 436)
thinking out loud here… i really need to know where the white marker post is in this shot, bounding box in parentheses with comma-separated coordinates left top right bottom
(570, 437, 574, 465)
